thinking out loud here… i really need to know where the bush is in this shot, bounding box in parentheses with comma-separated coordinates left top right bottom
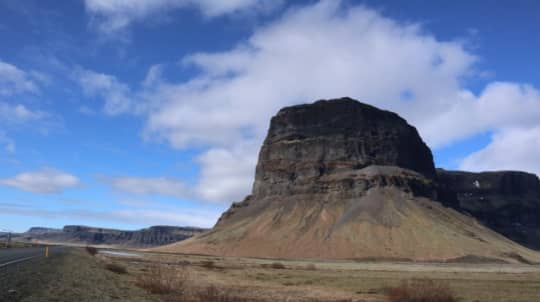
(304, 263, 317, 270)
(385, 278, 456, 302)
(270, 262, 286, 269)
(135, 264, 189, 295)
(85, 246, 98, 256)
(105, 263, 128, 274)
(200, 260, 215, 269)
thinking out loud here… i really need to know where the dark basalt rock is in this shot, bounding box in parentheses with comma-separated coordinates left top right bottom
(437, 169, 540, 250)
(252, 97, 435, 197)
(217, 98, 437, 227)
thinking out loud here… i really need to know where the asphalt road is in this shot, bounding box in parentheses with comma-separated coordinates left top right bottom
(0, 246, 68, 301)
(0, 246, 56, 268)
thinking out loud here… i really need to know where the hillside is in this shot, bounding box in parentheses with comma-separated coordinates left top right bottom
(158, 98, 540, 263)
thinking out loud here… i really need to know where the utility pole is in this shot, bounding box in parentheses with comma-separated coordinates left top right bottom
(1, 227, 14, 248)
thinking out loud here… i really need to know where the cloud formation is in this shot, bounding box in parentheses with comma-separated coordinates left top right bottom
(82, 1, 540, 202)
(0, 169, 80, 194)
(0, 59, 38, 96)
(0, 102, 45, 125)
(0, 131, 15, 153)
(76, 69, 133, 115)
(460, 126, 540, 175)
(0, 202, 220, 229)
(84, 0, 280, 33)
(106, 176, 189, 197)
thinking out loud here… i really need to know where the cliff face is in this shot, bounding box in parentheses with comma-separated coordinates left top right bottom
(24, 225, 206, 248)
(252, 98, 435, 197)
(162, 98, 540, 263)
(437, 169, 540, 250)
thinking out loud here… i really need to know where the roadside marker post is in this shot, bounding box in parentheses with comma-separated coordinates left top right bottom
(45, 246, 49, 258)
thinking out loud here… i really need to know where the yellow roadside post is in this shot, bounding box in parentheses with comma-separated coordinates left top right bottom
(45, 246, 49, 258)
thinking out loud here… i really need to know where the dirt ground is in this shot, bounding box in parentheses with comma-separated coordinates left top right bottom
(2, 247, 540, 301)
(101, 250, 540, 302)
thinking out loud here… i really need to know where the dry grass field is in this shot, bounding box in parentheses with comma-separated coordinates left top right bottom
(98, 250, 540, 302)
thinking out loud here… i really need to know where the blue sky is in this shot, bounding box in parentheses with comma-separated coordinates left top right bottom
(1, 0, 540, 232)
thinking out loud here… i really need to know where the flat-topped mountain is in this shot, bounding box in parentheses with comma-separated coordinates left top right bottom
(26, 227, 62, 235)
(437, 169, 540, 250)
(23, 225, 206, 248)
(159, 98, 540, 263)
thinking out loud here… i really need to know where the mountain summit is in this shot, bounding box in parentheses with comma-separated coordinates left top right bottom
(160, 98, 539, 263)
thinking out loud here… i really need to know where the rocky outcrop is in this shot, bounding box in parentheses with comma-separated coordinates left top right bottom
(161, 98, 540, 263)
(437, 169, 540, 250)
(23, 225, 206, 248)
(253, 98, 435, 195)
(26, 227, 62, 235)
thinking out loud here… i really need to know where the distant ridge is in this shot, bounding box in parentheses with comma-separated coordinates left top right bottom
(22, 225, 206, 248)
(437, 169, 540, 250)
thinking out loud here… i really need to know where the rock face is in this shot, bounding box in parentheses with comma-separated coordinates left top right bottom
(23, 225, 206, 248)
(437, 169, 540, 250)
(161, 98, 540, 263)
(249, 98, 436, 200)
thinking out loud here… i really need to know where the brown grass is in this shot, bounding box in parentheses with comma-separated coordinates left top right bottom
(135, 264, 189, 295)
(85, 246, 98, 256)
(385, 278, 456, 302)
(105, 263, 127, 274)
(194, 286, 251, 302)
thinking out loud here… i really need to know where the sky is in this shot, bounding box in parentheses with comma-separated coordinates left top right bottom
(1, 0, 540, 232)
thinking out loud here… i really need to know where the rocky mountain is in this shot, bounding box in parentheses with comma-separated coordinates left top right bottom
(26, 227, 62, 235)
(437, 169, 540, 250)
(23, 225, 206, 248)
(159, 98, 540, 263)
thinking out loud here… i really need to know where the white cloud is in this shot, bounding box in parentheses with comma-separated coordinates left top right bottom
(0, 60, 38, 96)
(106, 176, 189, 197)
(0, 131, 15, 153)
(0, 102, 51, 153)
(0, 102, 45, 125)
(0, 203, 219, 228)
(142, 1, 479, 150)
(76, 69, 133, 115)
(195, 141, 258, 202)
(86, 1, 540, 202)
(84, 0, 280, 33)
(0, 169, 80, 194)
(460, 127, 540, 176)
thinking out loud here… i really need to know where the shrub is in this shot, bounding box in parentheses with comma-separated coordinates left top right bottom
(105, 263, 128, 274)
(135, 264, 189, 295)
(200, 260, 215, 269)
(85, 246, 98, 256)
(385, 278, 456, 302)
(270, 262, 286, 269)
(304, 263, 317, 270)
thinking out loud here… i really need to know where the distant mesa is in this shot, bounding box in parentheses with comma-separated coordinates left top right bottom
(22, 225, 206, 248)
(159, 97, 540, 263)
(437, 169, 540, 250)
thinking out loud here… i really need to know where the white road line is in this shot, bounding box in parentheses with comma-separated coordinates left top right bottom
(0, 256, 38, 268)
